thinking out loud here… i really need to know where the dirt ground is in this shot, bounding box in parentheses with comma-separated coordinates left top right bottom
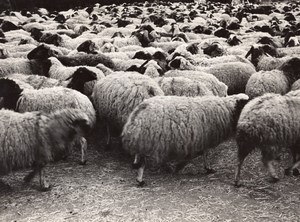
(1, 128, 300, 222)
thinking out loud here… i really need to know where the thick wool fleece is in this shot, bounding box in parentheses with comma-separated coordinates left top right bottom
(122, 94, 248, 167)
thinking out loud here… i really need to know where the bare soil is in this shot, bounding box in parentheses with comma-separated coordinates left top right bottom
(1, 127, 300, 222)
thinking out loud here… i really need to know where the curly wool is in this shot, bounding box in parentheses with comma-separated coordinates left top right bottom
(236, 92, 300, 163)
(291, 79, 300, 91)
(0, 58, 42, 77)
(155, 77, 213, 97)
(164, 70, 228, 97)
(17, 87, 96, 126)
(257, 55, 291, 71)
(204, 62, 256, 95)
(92, 72, 164, 134)
(245, 70, 290, 99)
(0, 108, 90, 175)
(122, 94, 249, 166)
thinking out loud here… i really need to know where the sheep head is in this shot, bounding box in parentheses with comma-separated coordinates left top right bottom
(77, 40, 98, 54)
(280, 57, 300, 84)
(66, 67, 97, 94)
(27, 44, 60, 60)
(0, 79, 23, 111)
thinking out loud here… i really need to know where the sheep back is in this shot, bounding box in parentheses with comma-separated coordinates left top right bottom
(92, 73, 164, 134)
(122, 94, 249, 166)
(245, 70, 290, 99)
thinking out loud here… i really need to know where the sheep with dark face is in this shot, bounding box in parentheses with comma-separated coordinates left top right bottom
(8, 66, 97, 96)
(0, 79, 96, 164)
(245, 44, 290, 71)
(0, 108, 91, 191)
(27, 44, 115, 69)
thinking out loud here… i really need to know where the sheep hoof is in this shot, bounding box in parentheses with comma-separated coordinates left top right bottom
(136, 180, 146, 187)
(79, 160, 87, 165)
(268, 177, 279, 183)
(40, 184, 52, 192)
(205, 168, 216, 175)
(286, 168, 300, 176)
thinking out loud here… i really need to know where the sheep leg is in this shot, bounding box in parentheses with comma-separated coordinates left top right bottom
(234, 143, 254, 187)
(263, 159, 279, 183)
(285, 151, 300, 176)
(78, 137, 87, 165)
(105, 125, 112, 150)
(203, 151, 215, 174)
(261, 147, 279, 183)
(39, 167, 51, 192)
(136, 157, 146, 187)
(132, 154, 142, 169)
(24, 167, 39, 183)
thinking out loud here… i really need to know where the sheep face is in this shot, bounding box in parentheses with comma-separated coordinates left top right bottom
(66, 67, 98, 93)
(280, 58, 300, 83)
(77, 40, 98, 54)
(27, 44, 59, 60)
(0, 79, 22, 110)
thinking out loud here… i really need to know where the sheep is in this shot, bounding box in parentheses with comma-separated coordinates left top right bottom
(0, 58, 51, 77)
(8, 66, 97, 96)
(245, 70, 290, 99)
(122, 93, 249, 186)
(155, 76, 214, 97)
(0, 79, 96, 164)
(92, 72, 164, 148)
(47, 57, 105, 95)
(27, 44, 116, 69)
(0, 108, 91, 191)
(164, 70, 228, 97)
(245, 44, 291, 71)
(234, 92, 300, 187)
(168, 57, 255, 95)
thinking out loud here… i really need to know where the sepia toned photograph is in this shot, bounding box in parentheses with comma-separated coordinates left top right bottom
(0, 0, 299, 221)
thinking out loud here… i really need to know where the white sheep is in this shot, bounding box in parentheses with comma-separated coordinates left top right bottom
(0, 79, 96, 164)
(122, 94, 249, 186)
(155, 76, 214, 97)
(8, 67, 98, 96)
(0, 108, 91, 191)
(245, 70, 290, 99)
(47, 57, 105, 95)
(164, 70, 228, 97)
(169, 56, 256, 94)
(92, 72, 164, 148)
(0, 58, 50, 77)
(235, 92, 300, 187)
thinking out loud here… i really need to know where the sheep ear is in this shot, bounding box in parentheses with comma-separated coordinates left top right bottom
(245, 46, 253, 58)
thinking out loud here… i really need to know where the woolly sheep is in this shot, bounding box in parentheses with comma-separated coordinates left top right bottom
(168, 57, 255, 95)
(235, 92, 300, 187)
(47, 57, 105, 95)
(0, 58, 51, 77)
(245, 44, 291, 71)
(8, 67, 97, 96)
(122, 94, 249, 186)
(27, 44, 115, 69)
(245, 70, 290, 99)
(155, 76, 214, 97)
(164, 70, 228, 97)
(0, 79, 96, 164)
(92, 72, 164, 148)
(0, 108, 91, 191)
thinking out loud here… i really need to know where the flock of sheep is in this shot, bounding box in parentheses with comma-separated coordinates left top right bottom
(0, 0, 300, 191)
